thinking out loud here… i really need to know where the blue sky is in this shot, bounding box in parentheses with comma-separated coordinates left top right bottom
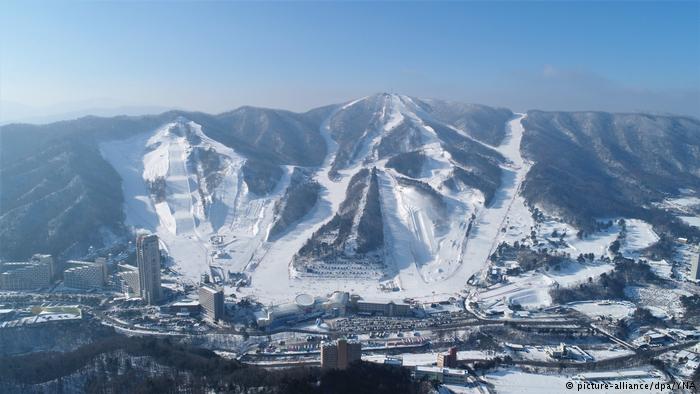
(1, 1, 699, 118)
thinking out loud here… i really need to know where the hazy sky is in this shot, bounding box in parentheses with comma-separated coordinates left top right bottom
(2, 1, 699, 118)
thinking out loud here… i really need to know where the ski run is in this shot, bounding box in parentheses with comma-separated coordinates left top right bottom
(101, 95, 660, 305)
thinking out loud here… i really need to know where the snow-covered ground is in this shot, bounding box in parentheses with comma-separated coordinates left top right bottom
(646, 259, 673, 280)
(363, 350, 500, 367)
(379, 166, 478, 284)
(470, 213, 665, 311)
(107, 93, 638, 307)
(378, 97, 484, 285)
(585, 348, 635, 360)
(486, 369, 569, 393)
(624, 285, 688, 319)
(656, 195, 700, 212)
(544, 260, 615, 287)
(569, 301, 636, 320)
(386, 112, 531, 297)
(458, 114, 531, 275)
(470, 217, 664, 311)
(485, 368, 663, 394)
(470, 257, 629, 312)
(523, 216, 657, 260)
(497, 195, 535, 246)
(621, 219, 659, 259)
(440, 385, 482, 394)
(476, 272, 555, 311)
(655, 194, 700, 228)
(680, 215, 700, 228)
(531, 218, 620, 257)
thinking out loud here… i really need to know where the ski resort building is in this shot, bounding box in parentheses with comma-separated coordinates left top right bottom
(322, 291, 350, 316)
(320, 339, 361, 370)
(546, 343, 569, 359)
(36, 254, 58, 280)
(256, 302, 323, 328)
(161, 299, 201, 316)
(0, 254, 55, 290)
(136, 234, 162, 305)
(63, 260, 107, 289)
(199, 284, 224, 321)
(413, 367, 471, 385)
(118, 264, 141, 298)
(641, 331, 672, 346)
(255, 293, 346, 328)
(352, 297, 413, 317)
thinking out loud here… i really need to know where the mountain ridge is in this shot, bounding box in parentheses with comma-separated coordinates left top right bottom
(1, 93, 698, 265)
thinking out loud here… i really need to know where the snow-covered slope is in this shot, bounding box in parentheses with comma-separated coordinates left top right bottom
(101, 94, 524, 301)
(286, 94, 513, 285)
(101, 117, 290, 282)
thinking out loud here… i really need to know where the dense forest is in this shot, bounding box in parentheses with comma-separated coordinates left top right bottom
(0, 333, 433, 394)
(521, 111, 700, 240)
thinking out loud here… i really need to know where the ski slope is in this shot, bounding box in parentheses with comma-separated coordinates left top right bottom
(459, 114, 530, 274)
(244, 107, 531, 303)
(101, 118, 288, 283)
(102, 98, 534, 304)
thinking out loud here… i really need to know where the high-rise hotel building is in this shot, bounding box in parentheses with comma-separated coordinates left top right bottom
(136, 234, 162, 305)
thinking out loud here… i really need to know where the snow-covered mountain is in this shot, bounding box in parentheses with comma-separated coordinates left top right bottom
(1, 93, 698, 302)
(100, 116, 294, 280)
(92, 93, 515, 285)
(291, 93, 514, 283)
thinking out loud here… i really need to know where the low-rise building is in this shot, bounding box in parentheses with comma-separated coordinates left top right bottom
(421, 300, 463, 315)
(256, 303, 301, 327)
(383, 356, 403, 366)
(666, 328, 700, 341)
(352, 297, 413, 317)
(504, 342, 526, 352)
(256, 302, 324, 328)
(0, 305, 82, 328)
(413, 367, 470, 385)
(161, 299, 201, 316)
(322, 291, 349, 316)
(573, 370, 654, 382)
(256, 292, 349, 328)
(642, 331, 672, 346)
(546, 343, 568, 359)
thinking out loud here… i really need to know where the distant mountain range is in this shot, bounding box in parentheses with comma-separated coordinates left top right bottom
(1, 93, 698, 267)
(0, 99, 176, 126)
